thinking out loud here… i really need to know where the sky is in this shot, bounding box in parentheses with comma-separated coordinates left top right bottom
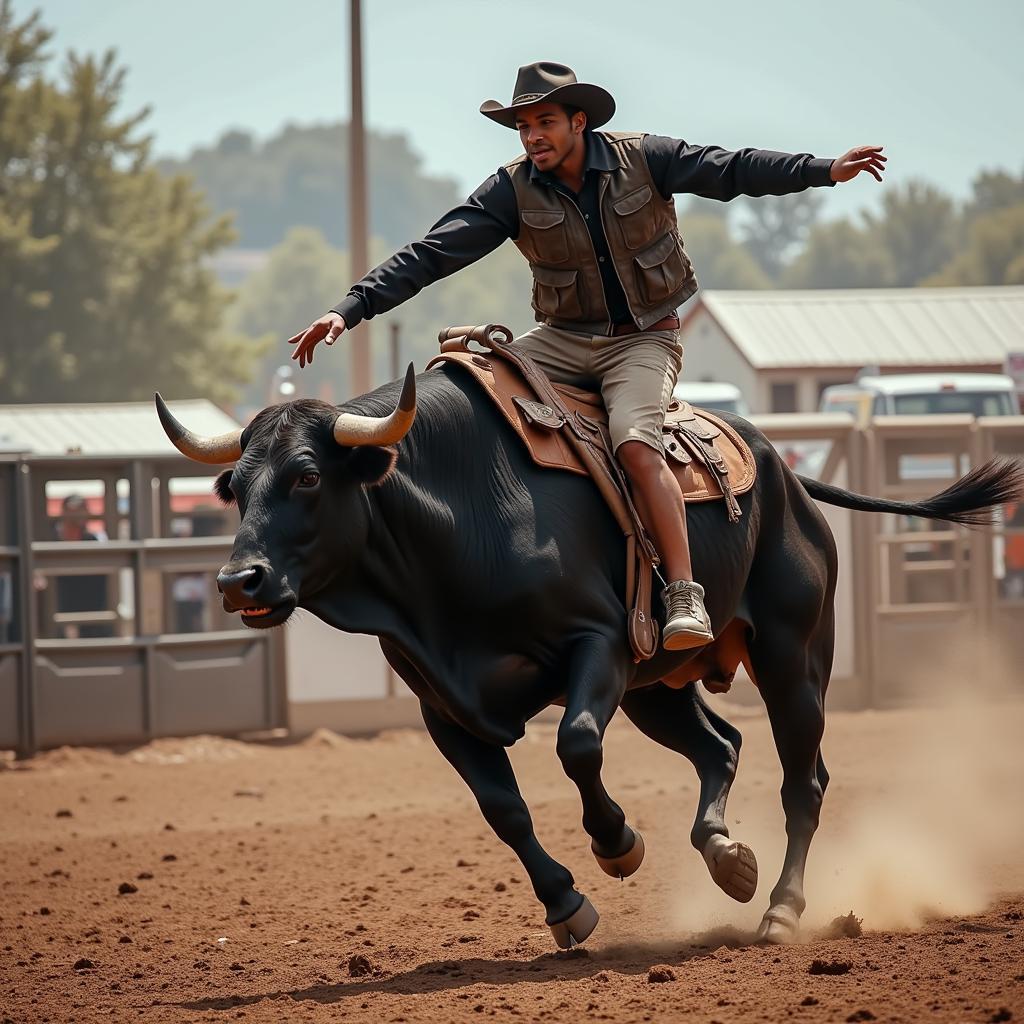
(19, 0, 1024, 222)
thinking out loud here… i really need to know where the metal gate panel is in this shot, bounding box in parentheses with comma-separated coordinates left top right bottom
(34, 646, 146, 746)
(866, 416, 980, 705)
(151, 635, 271, 737)
(0, 651, 20, 747)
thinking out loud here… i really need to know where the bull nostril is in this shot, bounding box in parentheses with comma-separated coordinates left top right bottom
(244, 565, 264, 594)
(216, 566, 259, 596)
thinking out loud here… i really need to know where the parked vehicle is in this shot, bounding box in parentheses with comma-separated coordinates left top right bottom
(819, 373, 1020, 422)
(672, 380, 749, 416)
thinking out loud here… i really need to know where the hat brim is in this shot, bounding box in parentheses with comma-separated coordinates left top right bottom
(479, 82, 615, 130)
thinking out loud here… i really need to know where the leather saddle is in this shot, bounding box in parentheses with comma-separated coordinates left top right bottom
(426, 324, 757, 662)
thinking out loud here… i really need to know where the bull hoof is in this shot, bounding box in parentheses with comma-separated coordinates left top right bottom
(756, 904, 800, 944)
(702, 834, 758, 903)
(592, 829, 645, 879)
(548, 894, 600, 949)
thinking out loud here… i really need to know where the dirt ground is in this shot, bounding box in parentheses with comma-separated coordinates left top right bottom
(2, 698, 1023, 1024)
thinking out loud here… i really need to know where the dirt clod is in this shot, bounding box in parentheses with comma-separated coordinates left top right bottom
(808, 958, 852, 975)
(72, 958, 95, 970)
(348, 954, 373, 977)
(823, 911, 864, 939)
(117, 882, 138, 895)
(648, 965, 676, 983)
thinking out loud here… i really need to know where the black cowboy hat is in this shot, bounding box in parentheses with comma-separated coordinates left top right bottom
(479, 61, 615, 130)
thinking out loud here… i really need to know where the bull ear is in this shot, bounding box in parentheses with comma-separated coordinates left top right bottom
(348, 445, 398, 487)
(213, 469, 235, 506)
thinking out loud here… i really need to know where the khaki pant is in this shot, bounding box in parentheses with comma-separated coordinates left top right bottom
(511, 323, 684, 454)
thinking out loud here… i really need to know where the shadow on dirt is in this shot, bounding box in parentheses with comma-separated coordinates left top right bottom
(173, 925, 764, 1011)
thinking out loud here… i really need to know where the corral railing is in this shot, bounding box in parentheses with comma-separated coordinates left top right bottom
(4, 415, 1022, 752)
(0, 453, 285, 757)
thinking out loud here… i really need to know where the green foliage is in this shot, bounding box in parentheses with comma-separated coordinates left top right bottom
(926, 205, 1024, 286)
(678, 212, 771, 289)
(158, 124, 464, 251)
(861, 181, 957, 287)
(739, 192, 824, 281)
(0, 1, 261, 404)
(782, 218, 894, 289)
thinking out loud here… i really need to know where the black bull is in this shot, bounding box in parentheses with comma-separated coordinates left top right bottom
(157, 364, 1024, 948)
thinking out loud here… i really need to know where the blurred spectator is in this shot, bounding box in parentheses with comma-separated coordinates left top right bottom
(46, 494, 114, 638)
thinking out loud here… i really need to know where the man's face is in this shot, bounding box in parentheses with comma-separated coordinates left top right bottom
(514, 102, 585, 174)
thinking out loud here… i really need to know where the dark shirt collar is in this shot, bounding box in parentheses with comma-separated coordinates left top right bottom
(527, 130, 620, 186)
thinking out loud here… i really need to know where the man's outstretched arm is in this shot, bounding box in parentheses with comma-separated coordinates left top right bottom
(289, 172, 518, 367)
(643, 135, 886, 201)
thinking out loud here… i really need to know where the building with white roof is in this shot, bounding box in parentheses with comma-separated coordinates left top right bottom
(679, 286, 1024, 413)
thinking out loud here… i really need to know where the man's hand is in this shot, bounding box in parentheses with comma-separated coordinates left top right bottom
(288, 312, 347, 368)
(831, 146, 887, 184)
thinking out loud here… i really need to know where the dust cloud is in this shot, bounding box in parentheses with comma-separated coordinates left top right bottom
(660, 667, 1024, 940)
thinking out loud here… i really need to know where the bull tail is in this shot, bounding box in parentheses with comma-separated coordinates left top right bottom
(796, 456, 1024, 527)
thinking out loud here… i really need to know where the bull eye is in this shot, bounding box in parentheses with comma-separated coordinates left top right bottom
(297, 471, 320, 489)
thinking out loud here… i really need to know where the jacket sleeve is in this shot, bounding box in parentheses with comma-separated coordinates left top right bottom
(643, 134, 836, 202)
(330, 170, 518, 328)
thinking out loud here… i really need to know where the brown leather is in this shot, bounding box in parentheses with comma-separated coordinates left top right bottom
(505, 131, 698, 330)
(424, 350, 756, 504)
(610, 315, 680, 336)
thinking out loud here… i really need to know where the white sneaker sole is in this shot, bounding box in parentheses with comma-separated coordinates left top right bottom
(662, 626, 714, 651)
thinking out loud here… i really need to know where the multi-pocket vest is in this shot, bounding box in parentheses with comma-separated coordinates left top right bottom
(504, 132, 698, 331)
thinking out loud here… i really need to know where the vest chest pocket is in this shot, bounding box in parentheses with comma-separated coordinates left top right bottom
(531, 265, 584, 320)
(633, 233, 690, 305)
(611, 184, 657, 250)
(520, 209, 570, 264)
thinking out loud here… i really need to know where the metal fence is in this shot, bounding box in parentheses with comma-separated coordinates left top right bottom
(749, 412, 1024, 707)
(0, 453, 285, 756)
(2, 414, 1022, 754)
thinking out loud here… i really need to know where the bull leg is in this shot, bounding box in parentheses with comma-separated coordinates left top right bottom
(419, 701, 599, 948)
(621, 682, 757, 902)
(748, 630, 831, 944)
(556, 633, 643, 878)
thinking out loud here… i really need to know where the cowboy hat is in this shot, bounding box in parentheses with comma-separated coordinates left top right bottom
(479, 61, 615, 130)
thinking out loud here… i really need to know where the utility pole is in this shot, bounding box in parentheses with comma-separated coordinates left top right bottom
(348, 0, 371, 397)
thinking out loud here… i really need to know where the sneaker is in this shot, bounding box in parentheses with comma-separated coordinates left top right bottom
(661, 580, 714, 650)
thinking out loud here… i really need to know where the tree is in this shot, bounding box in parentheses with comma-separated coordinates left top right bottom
(926, 205, 1024, 286)
(739, 191, 823, 282)
(0, 2, 260, 404)
(782, 218, 894, 289)
(158, 123, 465, 252)
(861, 181, 957, 287)
(678, 212, 771, 290)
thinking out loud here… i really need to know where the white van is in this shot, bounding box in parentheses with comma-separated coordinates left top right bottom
(672, 380, 749, 416)
(820, 373, 1020, 421)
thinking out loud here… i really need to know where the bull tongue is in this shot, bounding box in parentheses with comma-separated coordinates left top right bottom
(241, 607, 273, 617)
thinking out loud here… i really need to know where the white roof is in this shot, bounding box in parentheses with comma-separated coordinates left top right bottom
(695, 287, 1024, 369)
(854, 373, 1017, 395)
(0, 399, 242, 457)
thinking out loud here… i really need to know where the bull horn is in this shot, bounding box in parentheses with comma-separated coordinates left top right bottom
(333, 363, 417, 447)
(154, 393, 243, 465)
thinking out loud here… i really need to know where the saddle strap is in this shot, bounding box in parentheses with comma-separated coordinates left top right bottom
(672, 425, 743, 523)
(627, 543, 659, 662)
